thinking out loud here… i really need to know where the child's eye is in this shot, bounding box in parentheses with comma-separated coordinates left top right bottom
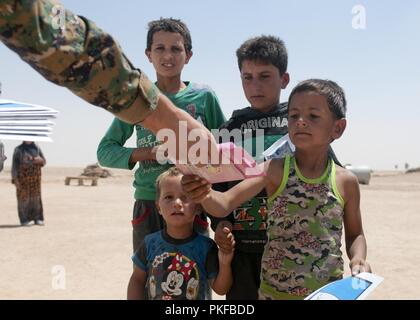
(243, 76, 252, 81)
(289, 114, 299, 119)
(310, 114, 320, 119)
(171, 47, 182, 52)
(164, 195, 173, 200)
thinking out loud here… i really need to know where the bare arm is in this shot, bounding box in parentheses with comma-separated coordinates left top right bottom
(210, 251, 233, 295)
(143, 95, 217, 165)
(339, 168, 371, 275)
(203, 176, 267, 217)
(127, 266, 147, 300)
(182, 162, 270, 218)
(129, 147, 158, 164)
(210, 231, 235, 295)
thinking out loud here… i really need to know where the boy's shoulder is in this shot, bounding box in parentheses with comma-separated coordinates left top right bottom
(334, 164, 360, 202)
(111, 116, 133, 126)
(187, 82, 216, 95)
(144, 230, 163, 243)
(232, 102, 287, 119)
(335, 165, 359, 184)
(267, 157, 286, 188)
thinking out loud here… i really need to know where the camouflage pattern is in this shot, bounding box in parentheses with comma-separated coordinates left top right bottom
(259, 155, 344, 300)
(0, 0, 160, 124)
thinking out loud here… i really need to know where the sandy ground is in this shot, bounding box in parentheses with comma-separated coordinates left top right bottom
(0, 167, 419, 299)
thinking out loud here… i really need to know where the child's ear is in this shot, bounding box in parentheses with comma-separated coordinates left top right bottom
(332, 118, 347, 140)
(281, 72, 290, 89)
(155, 201, 162, 216)
(194, 204, 203, 216)
(185, 50, 193, 65)
(145, 49, 152, 63)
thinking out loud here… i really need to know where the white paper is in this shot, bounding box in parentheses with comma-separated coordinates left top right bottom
(263, 134, 295, 161)
(0, 133, 53, 142)
(304, 272, 384, 300)
(0, 99, 58, 142)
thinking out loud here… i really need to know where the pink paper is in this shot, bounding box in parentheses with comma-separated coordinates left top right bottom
(176, 142, 265, 183)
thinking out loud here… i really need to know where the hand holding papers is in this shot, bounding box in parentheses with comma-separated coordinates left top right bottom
(175, 142, 264, 183)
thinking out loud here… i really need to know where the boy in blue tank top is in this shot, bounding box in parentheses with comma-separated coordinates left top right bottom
(183, 79, 371, 300)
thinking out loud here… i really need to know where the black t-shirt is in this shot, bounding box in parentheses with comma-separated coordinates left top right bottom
(211, 103, 289, 253)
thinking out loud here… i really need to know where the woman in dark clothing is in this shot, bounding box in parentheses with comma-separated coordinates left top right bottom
(11, 141, 46, 226)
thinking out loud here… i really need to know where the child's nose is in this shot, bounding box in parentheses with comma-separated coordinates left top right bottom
(163, 50, 173, 60)
(174, 198, 183, 207)
(251, 79, 263, 90)
(296, 118, 307, 127)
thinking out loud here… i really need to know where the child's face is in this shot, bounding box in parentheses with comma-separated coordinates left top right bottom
(145, 31, 192, 79)
(240, 60, 289, 112)
(288, 92, 346, 149)
(157, 175, 198, 228)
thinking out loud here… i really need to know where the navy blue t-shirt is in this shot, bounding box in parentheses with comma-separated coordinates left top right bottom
(132, 229, 218, 300)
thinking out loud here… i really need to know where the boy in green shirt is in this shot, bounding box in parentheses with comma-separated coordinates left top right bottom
(97, 18, 225, 252)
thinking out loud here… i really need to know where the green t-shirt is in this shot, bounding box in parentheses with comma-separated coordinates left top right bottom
(97, 82, 226, 200)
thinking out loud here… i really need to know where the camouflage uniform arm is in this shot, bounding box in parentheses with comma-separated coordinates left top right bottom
(0, 0, 160, 123)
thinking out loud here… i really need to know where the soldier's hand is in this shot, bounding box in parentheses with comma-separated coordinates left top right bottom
(181, 175, 212, 203)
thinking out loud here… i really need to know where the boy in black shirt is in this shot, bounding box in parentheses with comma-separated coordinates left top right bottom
(212, 36, 290, 300)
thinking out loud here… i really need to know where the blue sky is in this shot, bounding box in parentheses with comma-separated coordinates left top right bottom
(1, 0, 419, 170)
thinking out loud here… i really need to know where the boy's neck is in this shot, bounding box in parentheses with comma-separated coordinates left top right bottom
(250, 102, 279, 114)
(156, 75, 186, 94)
(165, 224, 194, 240)
(294, 147, 330, 179)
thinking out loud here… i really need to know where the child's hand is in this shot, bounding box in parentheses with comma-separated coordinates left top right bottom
(181, 175, 212, 203)
(217, 227, 235, 265)
(32, 156, 44, 165)
(215, 221, 235, 253)
(350, 258, 372, 276)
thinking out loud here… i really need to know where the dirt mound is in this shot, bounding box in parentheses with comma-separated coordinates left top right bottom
(81, 163, 111, 178)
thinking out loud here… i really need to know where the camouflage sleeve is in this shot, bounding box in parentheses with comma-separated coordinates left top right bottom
(0, 0, 160, 124)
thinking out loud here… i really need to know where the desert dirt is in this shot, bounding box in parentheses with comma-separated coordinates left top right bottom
(1, 167, 419, 299)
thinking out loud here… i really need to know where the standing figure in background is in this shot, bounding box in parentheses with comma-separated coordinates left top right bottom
(12, 141, 46, 226)
(0, 82, 6, 173)
(0, 141, 6, 172)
